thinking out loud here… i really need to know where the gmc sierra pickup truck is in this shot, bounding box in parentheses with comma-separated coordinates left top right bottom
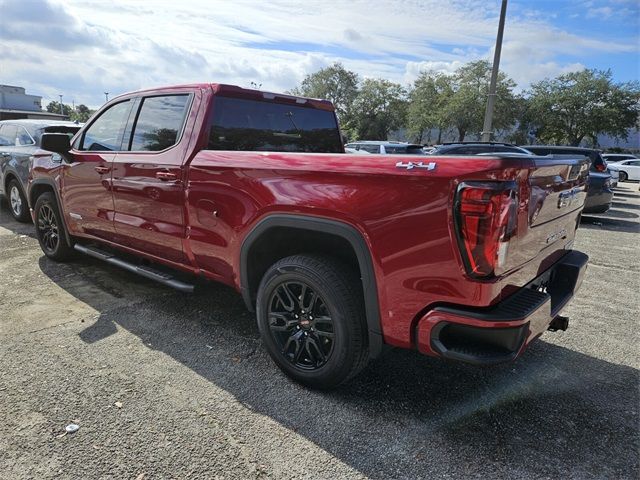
(30, 83, 589, 389)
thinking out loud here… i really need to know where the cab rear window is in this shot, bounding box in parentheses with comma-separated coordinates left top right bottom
(207, 97, 342, 153)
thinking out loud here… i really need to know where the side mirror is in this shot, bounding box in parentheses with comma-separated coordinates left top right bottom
(40, 133, 71, 154)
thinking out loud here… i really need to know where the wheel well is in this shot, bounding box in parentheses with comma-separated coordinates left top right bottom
(29, 183, 55, 207)
(241, 215, 383, 358)
(244, 226, 360, 307)
(4, 172, 19, 192)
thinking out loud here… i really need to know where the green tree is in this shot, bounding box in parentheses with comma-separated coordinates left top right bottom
(46, 101, 73, 117)
(506, 96, 535, 145)
(406, 71, 453, 144)
(290, 63, 359, 135)
(351, 79, 407, 140)
(71, 104, 95, 123)
(527, 69, 640, 146)
(46, 101, 95, 122)
(441, 60, 518, 141)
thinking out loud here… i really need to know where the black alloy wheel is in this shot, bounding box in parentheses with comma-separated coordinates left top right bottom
(267, 281, 335, 370)
(37, 203, 59, 254)
(34, 192, 74, 261)
(256, 254, 369, 389)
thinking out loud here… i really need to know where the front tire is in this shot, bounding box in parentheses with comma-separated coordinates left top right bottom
(7, 179, 30, 222)
(34, 192, 74, 261)
(256, 254, 369, 389)
(619, 171, 628, 182)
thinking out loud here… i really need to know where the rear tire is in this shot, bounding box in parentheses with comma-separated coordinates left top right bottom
(7, 179, 30, 222)
(34, 192, 74, 261)
(619, 171, 628, 182)
(256, 254, 369, 389)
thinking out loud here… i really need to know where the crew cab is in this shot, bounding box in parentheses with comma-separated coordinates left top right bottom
(29, 83, 589, 389)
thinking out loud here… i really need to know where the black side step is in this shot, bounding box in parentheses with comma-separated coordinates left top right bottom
(73, 244, 195, 293)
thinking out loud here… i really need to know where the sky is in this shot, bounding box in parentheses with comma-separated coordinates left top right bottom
(1, 0, 639, 109)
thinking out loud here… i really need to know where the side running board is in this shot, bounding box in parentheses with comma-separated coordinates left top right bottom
(73, 244, 195, 293)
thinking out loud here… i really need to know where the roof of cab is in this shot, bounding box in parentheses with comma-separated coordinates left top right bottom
(110, 83, 335, 111)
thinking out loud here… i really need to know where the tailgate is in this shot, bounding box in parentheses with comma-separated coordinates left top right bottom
(503, 156, 590, 275)
(452, 154, 590, 280)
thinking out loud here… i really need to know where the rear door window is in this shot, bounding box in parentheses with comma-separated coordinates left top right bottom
(0, 125, 18, 146)
(208, 96, 342, 153)
(384, 145, 404, 154)
(361, 144, 380, 153)
(128, 95, 191, 151)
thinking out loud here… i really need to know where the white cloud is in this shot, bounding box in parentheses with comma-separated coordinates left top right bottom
(587, 6, 614, 18)
(1, 0, 636, 108)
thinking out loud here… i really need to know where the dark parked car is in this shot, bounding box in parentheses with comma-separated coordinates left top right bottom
(428, 142, 533, 156)
(0, 120, 81, 221)
(524, 145, 613, 214)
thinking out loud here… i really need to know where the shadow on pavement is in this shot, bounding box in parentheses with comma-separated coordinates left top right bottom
(38, 256, 640, 479)
(613, 192, 639, 199)
(599, 209, 639, 219)
(580, 214, 640, 233)
(612, 201, 640, 210)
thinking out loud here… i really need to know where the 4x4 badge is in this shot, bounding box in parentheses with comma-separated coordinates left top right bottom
(395, 161, 436, 171)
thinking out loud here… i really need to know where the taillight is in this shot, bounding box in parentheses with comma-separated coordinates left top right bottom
(594, 163, 606, 172)
(454, 181, 518, 278)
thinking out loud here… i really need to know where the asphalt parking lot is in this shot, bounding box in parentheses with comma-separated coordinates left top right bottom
(1, 185, 638, 479)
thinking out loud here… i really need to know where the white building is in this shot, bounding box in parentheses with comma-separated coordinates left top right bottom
(0, 85, 68, 121)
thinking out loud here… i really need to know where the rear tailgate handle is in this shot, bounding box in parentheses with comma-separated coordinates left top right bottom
(156, 171, 178, 181)
(94, 165, 111, 174)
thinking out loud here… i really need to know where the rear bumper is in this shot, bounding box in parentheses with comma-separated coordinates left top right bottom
(415, 250, 588, 365)
(584, 189, 613, 213)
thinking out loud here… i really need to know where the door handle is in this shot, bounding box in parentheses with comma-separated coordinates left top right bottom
(94, 165, 111, 174)
(156, 171, 178, 181)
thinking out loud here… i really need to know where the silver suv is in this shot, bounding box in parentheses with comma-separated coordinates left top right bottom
(345, 141, 425, 155)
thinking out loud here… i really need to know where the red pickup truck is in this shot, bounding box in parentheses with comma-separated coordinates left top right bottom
(29, 83, 589, 388)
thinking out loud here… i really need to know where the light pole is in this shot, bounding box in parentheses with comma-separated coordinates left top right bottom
(481, 0, 508, 142)
(104, 92, 109, 102)
(58, 94, 64, 115)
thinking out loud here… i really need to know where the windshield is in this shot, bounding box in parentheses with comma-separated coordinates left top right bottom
(208, 96, 342, 153)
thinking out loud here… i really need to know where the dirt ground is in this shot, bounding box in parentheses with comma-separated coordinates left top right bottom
(1, 184, 638, 479)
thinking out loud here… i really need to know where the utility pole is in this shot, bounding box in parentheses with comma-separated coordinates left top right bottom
(58, 94, 64, 115)
(104, 92, 109, 102)
(481, 0, 508, 142)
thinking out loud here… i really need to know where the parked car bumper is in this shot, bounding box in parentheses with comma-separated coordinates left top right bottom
(584, 189, 614, 213)
(583, 173, 613, 213)
(415, 250, 588, 365)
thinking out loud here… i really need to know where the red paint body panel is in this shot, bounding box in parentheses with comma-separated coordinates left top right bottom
(29, 83, 589, 359)
(185, 151, 584, 348)
(61, 151, 118, 241)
